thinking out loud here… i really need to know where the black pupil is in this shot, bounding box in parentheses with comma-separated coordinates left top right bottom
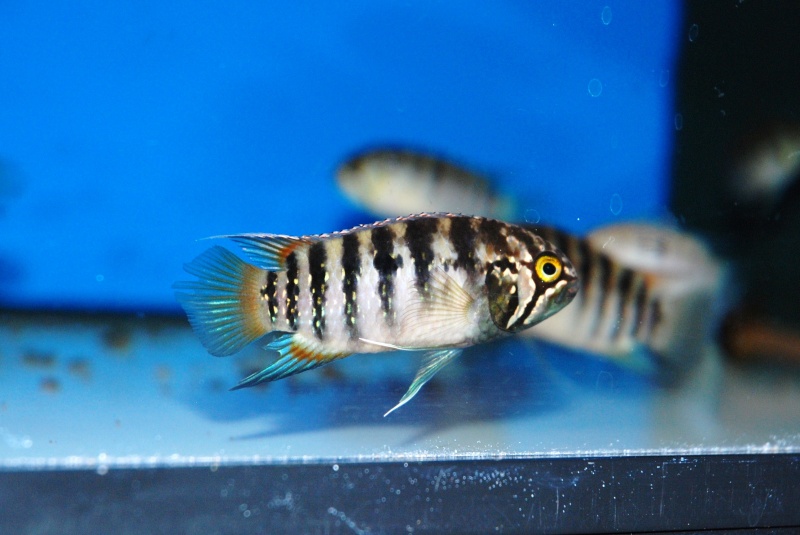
(542, 262, 556, 276)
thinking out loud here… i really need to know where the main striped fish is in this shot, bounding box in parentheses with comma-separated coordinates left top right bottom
(176, 213, 578, 415)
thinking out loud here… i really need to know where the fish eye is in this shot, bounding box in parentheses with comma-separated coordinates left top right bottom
(535, 254, 562, 283)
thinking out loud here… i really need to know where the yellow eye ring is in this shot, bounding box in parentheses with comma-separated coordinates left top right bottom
(535, 254, 562, 283)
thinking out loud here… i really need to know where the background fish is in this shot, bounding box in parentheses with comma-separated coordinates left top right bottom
(335, 147, 727, 375)
(728, 122, 800, 211)
(176, 214, 577, 414)
(337, 148, 517, 220)
(526, 223, 725, 375)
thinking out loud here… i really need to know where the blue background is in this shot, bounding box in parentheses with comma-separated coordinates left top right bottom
(0, 1, 679, 311)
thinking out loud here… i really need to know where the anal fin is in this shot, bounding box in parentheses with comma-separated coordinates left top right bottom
(384, 348, 463, 417)
(231, 333, 349, 389)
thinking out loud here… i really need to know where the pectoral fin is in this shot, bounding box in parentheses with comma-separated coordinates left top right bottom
(398, 268, 475, 341)
(384, 348, 463, 417)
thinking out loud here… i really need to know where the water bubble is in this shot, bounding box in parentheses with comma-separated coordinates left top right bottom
(688, 24, 699, 42)
(524, 209, 541, 224)
(674, 113, 684, 131)
(658, 69, 670, 87)
(332, 464, 339, 471)
(601, 6, 612, 25)
(588, 79, 603, 97)
(609, 194, 623, 215)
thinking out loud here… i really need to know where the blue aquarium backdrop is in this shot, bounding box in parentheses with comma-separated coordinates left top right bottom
(0, 1, 679, 311)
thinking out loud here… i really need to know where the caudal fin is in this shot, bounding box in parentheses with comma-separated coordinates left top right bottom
(174, 246, 268, 356)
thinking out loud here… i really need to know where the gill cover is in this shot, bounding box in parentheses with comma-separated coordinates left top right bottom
(486, 259, 539, 333)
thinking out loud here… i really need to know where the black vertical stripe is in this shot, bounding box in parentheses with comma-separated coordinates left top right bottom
(285, 252, 299, 331)
(610, 268, 635, 340)
(450, 216, 478, 273)
(264, 271, 278, 323)
(534, 225, 560, 249)
(589, 252, 612, 336)
(405, 217, 438, 295)
(646, 299, 663, 338)
(577, 239, 593, 303)
(431, 157, 448, 184)
(341, 232, 360, 338)
(511, 224, 537, 253)
(371, 225, 399, 321)
(308, 241, 327, 339)
(632, 277, 649, 338)
(560, 233, 585, 299)
(479, 218, 508, 256)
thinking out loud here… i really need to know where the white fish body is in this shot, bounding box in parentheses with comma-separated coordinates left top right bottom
(337, 149, 516, 220)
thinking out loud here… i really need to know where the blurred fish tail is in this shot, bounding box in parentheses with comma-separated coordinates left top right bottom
(174, 246, 269, 356)
(635, 254, 731, 379)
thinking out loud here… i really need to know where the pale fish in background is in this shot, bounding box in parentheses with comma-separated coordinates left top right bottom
(176, 213, 578, 415)
(526, 223, 726, 374)
(729, 122, 800, 209)
(337, 148, 517, 220)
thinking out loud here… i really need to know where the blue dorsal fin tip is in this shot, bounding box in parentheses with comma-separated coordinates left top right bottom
(212, 234, 314, 271)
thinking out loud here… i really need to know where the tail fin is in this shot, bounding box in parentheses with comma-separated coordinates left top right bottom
(643, 272, 727, 375)
(174, 246, 269, 356)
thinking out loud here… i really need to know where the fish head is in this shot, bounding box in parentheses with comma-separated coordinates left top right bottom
(486, 232, 578, 333)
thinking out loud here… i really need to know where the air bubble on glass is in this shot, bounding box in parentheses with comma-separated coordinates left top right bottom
(688, 24, 699, 42)
(609, 194, 623, 215)
(659, 69, 670, 88)
(524, 209, 541, 224)
(588, 79, 603, 97)
(601, 6, 612, 25)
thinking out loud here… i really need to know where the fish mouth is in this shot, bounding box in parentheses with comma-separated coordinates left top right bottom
(567, 281, 579, 296)
(557, 278, 580, 305)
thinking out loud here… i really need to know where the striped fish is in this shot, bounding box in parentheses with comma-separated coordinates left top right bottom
(524, 223, 724, 372)
(175, 213, 578, 415)
(337, 148, 517, 220)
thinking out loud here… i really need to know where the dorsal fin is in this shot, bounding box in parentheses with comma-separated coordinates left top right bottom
(216, 234, 314, 271)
